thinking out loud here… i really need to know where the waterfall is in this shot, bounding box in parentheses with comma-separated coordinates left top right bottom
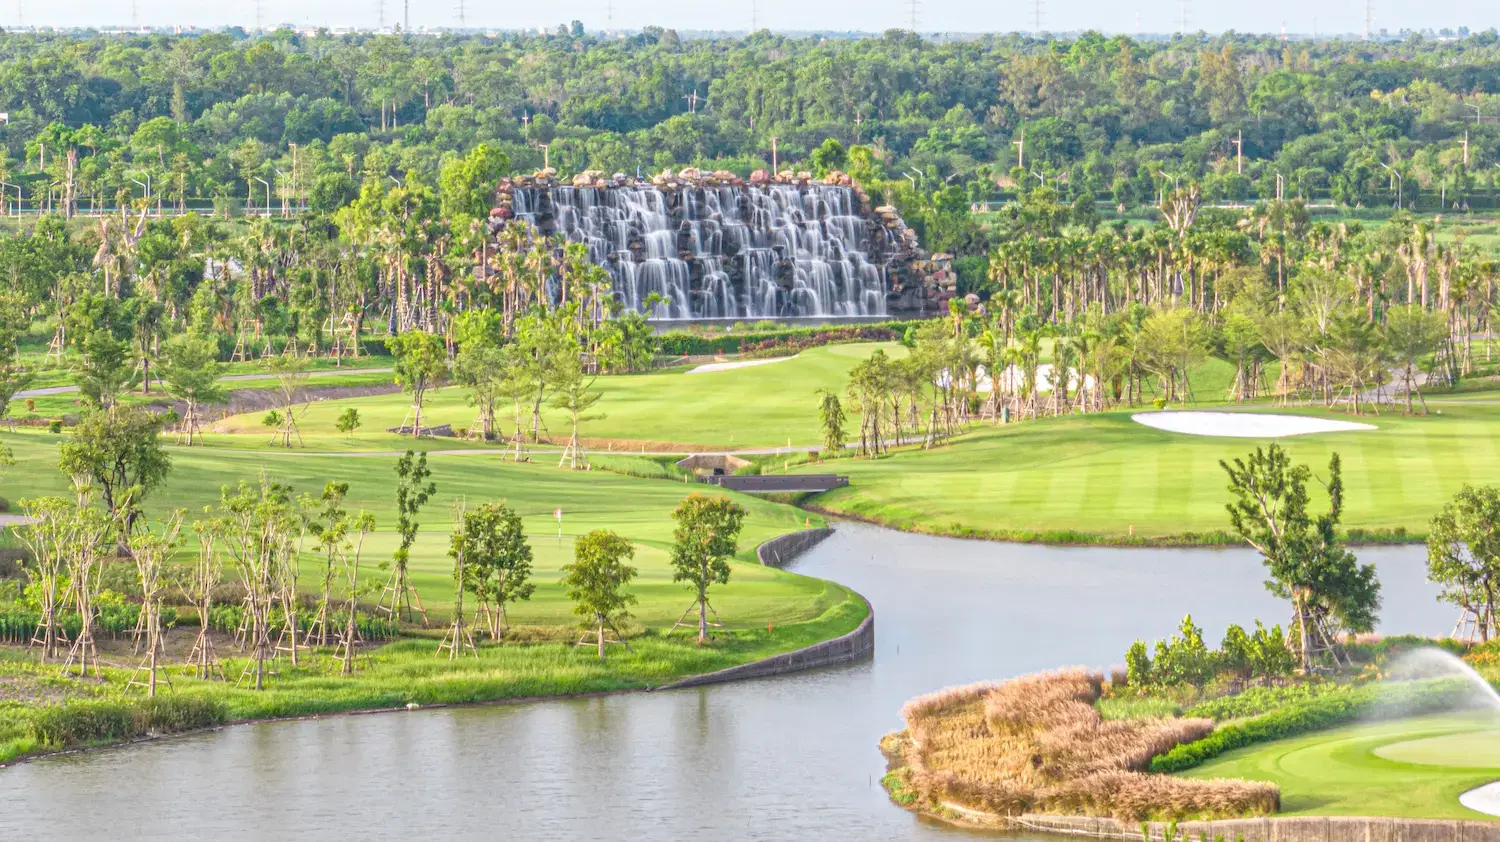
(508, 181, 891, 320)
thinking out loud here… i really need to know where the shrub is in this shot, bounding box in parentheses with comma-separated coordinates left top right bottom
(47, 419, 62, 434)
(28, 696, 227, 749)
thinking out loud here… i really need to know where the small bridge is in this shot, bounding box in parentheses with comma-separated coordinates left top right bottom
(700, 474, 849, 494)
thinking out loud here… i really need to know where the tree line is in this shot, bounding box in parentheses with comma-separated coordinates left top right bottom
(10, 400, 752, 693)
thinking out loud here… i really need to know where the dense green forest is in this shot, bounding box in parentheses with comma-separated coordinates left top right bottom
(2, 27, 1500, 405)
(4, 27, 1500, 216)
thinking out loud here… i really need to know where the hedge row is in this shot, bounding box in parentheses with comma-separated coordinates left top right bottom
(1150, 678, 1477, 773)
(656, 320, 924, 356)
(28, 696, 227, 749)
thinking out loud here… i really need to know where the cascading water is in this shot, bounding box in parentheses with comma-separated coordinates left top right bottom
(1385, 647, 1500, 711)
(508, 181, 891, 320)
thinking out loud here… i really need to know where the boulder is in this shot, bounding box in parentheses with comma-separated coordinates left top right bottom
(750, 169, 771, 185)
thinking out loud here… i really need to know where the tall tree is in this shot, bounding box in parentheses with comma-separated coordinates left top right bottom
(1427, 484, 1500, 643)
(58, 405, 171, 540)
(1220, 445, 1380, 670)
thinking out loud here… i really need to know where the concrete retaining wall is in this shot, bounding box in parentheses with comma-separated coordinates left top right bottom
(1011, 814, 1500, 842)
(757, 527, 834, 568)
(658, 527, 871, 690)
(658, 598, 873, 690)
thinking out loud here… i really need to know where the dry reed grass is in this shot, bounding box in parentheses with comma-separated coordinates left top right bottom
(890, 669, 1279, 822)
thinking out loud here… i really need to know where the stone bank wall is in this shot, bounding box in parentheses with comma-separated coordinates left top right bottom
(659, 527, 873, 690)
(757, 527, 834, 568)
(1012, 814, 1500, 842)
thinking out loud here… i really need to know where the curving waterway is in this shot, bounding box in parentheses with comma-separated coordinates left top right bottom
(0, 524, 1454, 840)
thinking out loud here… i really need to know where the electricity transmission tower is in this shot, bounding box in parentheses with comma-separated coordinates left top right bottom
(908, 0, 918, 31)
(1363, 0, 1373, 40)
(1032, 0, 1043, 32)
(1178, 0, 1190, 35)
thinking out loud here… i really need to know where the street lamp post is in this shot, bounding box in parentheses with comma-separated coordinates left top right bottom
(253, 177, 270, 217)
(1379, 163, 1403, 209)
(130, 177, 151, 215)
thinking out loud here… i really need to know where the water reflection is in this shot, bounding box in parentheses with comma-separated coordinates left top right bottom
(0, 524, 1452, 839)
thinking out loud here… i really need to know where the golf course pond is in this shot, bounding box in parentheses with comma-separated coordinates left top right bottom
(0, 523, 1466, 838)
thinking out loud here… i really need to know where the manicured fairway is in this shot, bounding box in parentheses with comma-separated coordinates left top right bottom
(212, 342, 904, 448)
(1180, 713, 1500, 818)
(806, 401, 1500, 540)
(0, 430, 842, 629)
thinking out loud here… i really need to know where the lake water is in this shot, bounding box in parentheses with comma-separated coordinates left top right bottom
(0, 524, 1454, 840)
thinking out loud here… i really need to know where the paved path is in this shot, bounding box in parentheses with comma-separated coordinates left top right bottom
(15, 367, 394, 399)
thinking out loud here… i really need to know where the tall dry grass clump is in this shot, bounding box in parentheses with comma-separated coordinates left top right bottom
(886, 669, 1278, 822)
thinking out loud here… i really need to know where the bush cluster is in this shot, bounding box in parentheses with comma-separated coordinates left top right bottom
(1124, 616, 1294, 691)
(1149, 678, 1477, 773)
(656, 321, 917, 356)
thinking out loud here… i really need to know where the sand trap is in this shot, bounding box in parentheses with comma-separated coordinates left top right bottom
(1132, 411, 1377, 438)
(686, 356, 793, 375)
(1461, 782, 1500, 817)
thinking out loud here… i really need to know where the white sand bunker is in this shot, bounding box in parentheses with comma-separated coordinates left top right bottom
(686, 356, 793, 375)
(1132, 411, 1377, 438)
(1461, 781, 1500, 817)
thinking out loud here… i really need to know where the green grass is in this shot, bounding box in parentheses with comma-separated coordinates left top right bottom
(803, 400, 1500, 541)
(212, 342, 904, 448)
(1, 429, 834, 627)
(1180, 713, 1500, 818)
(0, 585, 868, 764)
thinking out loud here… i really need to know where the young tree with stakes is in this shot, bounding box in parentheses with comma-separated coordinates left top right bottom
(58, 404, 171, 541)
(456, 501, 535, 639)
(158, 333, 226, 445)
(126, 510, 185, 697)
(382, 450, 435, 625)
(437, 498, 479, 660)
(187, 518, 226, 680)
(264, 353, 309, 447)
(1427, 484, 1500, 643)
(338, 511, 377, 674)
(1220, 444, 1381, 671)
(15, 496, 94, 661)
(218, 473, 298, 690)
(551, 343, 602, 470)
(388, 329, 448, 436)
(669, 494, 746, 645)
(309, 482, 350, 647)
(562, 529, 638, 658)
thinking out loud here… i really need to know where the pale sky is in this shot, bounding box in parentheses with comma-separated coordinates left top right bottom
(14, 0, 1499, 37)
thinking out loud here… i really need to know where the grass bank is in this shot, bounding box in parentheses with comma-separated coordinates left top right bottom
(0, 582, 867, 766)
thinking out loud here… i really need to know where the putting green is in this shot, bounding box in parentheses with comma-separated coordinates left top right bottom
(1180, 713, 1500, 818)
(1374, 730, 1500, 767)
(804, 399, 1500, 541)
